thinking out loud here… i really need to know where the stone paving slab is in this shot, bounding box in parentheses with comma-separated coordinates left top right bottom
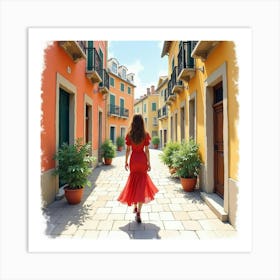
(43, 149, 237, 240)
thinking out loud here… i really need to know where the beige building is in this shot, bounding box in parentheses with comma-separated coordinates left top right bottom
(155, 76, 168, 148)
(134, 86, 159, 138)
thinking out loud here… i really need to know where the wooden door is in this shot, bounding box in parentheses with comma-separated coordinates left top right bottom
(59, 88, 69, 147)
(213, 82, 224, 197)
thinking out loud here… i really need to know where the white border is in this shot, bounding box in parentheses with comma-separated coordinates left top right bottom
(28, 27, 252, 253)
(1, 0, 279, 279)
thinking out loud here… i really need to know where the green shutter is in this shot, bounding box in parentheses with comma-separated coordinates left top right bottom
(87, 41, 93, 71)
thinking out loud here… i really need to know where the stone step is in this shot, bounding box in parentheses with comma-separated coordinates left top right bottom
(200, 192, 228, 222)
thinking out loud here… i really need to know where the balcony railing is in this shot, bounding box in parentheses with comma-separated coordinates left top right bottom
(177, 41, 197, 82)
(86, 47, 102, 84)
(108, 104, 129, 118)
(120, 107, 129, 118)
(171, 66, 183, 94)
(165, 79, 176, 105)
(99, 69, 109, 94)
(158, 105, 168, 120)
(59, 41, 86, 62)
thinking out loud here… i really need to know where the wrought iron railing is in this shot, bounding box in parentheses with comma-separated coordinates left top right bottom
(177, 41, 197, 75)
(120, 107, 129, 118)
(158, 105, 168, 119)
(86, 47, 102, 75)
(109, 104, 129, 118)
(99, 69, 109, 89)
(167, 79, 174, 100)
(170, 66, 182, 90)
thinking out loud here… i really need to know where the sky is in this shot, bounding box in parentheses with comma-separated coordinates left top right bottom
(108, 41, 168, 99)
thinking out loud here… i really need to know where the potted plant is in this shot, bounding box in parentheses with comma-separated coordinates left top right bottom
(159, 141, 180, 175)
(53, 139, 96, 204)
(101, 139, 116, 165)
(151, 136, 160, 149)
(171, 139, 202, 192)
(116, 136, 125, 151)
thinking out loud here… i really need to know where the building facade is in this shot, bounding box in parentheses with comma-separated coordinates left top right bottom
(161, 41, 239, 227)
(134, 86, 159, 138)
(41, 40, 109, 206)
(107, 58, 135, 142)
(156, 76, 168, 148)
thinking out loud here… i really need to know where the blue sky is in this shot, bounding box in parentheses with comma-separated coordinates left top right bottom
(108, 41, 168, 99)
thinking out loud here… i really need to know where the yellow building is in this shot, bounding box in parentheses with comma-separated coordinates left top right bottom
(161, 41, 239, 227)
(134, 86, 159, 138)
(156, 76, 168, 148)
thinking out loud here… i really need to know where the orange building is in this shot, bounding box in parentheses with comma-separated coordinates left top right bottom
(41, 41, 109, 206)
(107, 58, 135, 142)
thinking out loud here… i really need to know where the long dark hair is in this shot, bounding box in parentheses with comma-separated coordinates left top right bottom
(128, 114, 146, 144)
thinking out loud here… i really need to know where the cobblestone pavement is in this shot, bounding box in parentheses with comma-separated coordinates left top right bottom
(43, 149, 237, 240)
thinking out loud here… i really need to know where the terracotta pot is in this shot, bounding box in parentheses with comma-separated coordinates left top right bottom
(180, 177, 197, 192)
(117, 146, 123, 152)
(64, 187, 84, 205)
(153, 144, 158, 149)
(104, 158, 112, 165)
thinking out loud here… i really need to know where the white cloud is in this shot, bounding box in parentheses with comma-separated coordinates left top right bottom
(125, 59, 147, 99)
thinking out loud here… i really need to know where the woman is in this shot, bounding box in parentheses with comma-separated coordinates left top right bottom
(118, 114, 158, 223)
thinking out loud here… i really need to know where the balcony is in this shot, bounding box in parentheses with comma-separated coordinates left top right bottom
(165, 79, 176, 105)
(59, 41, 86, 62)
(191, 41, 219, 61)
(120, 107, 129, 118)
(86, 47, 102, 84)
(99, 69, 109, 94)
(177, 41, 197, 82)
(108, 104, 129, 118)
(158, 105, 168, 120)
(171, 66, 184, 94)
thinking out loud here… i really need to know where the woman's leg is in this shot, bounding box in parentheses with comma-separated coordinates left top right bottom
(133, 203, 137, 213)
(136, 202, 143, 223)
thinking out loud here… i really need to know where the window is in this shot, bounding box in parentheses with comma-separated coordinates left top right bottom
(112, 62, 117, 74)
(152, 102, 157, 111)
(144, 118, 147, 125)
(128, 87, 131, 94)
(120, 83, 125, 92)
(110, 77, 115, 87)
(144, 103, 146, 113)
(153, 117, 158, 126)
(122, 69, 126, 79)
(137, 107, 139, 113)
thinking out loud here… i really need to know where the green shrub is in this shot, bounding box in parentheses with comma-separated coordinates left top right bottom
(159, 141, 180, 167)
(171, 139, 202, 178)
(151, 136, 160, 145)
(101, 139, 116, 159)
(116, 136, 125, 147)
(53, 139, 96, 189)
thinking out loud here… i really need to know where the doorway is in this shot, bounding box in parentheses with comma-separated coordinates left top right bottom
(98, 111, 103, 162)
(59, 88, 70, 147)
(213, 82, 224, 198)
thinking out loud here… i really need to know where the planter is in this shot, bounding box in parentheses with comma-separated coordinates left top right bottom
(153, 144, 159, 149)
(64, 187, 84, 205)
(104, 158, 112, 165)
(180, 177, 197, 192)
(117, 146, 123, 152)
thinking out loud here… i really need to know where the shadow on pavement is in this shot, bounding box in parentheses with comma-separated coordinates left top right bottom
(119, 222, 161, 239)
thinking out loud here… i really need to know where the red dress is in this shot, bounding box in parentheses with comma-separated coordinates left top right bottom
(118, 133, 159, 206)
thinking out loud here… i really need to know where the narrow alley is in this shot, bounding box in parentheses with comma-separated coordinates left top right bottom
(44, 149, 236, 240)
